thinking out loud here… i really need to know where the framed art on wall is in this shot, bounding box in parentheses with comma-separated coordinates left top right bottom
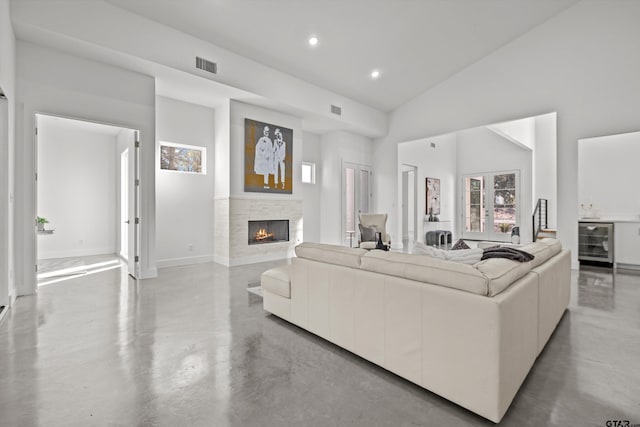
(244, 118, 293, 194)
(160, 141, 206, 174)
(426, 177, 440, 215)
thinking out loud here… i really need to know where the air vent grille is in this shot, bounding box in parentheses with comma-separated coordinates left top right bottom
(196, 57, 217, 74)
(330, 105, 342, 116)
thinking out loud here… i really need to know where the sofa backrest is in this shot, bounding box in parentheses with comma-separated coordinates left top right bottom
(295, 239, 563, 297)
(361, 250, 490, 295)
(295, 242, 368, 269)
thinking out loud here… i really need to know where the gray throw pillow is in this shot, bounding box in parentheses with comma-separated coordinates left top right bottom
(451, 239, 470, 250)
(359, 224, 378, 242)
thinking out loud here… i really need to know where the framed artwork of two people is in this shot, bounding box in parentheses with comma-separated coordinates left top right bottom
(244, 118, 293, 194)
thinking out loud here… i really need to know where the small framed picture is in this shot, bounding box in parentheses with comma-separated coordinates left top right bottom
(160, 142, 206, 174)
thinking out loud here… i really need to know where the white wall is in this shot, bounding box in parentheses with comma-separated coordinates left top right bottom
(534, 113, 557, 228)
(578, 131, 640, 218)
(37, 125, 116, 259)
(373, 1, 640, 266)
(320, 131, 373, 245)
(397, 133, 457, 246)
(16, 41, 156, 295)
(457, 126, 533, 243)
(156, 96, 215, 267)
(214, 100, 231, 198)
(301, 131, 322, 243)
(0, 0, 16, 306)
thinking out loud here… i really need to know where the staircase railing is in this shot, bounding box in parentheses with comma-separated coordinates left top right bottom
(532, 198, 548, 242)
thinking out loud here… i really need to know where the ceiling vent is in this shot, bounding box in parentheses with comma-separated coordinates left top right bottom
(196, 56, 217, 74)
(330, 105, 342, 116)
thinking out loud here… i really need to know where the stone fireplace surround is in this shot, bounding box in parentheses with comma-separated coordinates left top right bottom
(214, 197, 303, 266)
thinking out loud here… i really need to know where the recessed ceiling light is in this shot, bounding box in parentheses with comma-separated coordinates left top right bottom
(371, 70, 380, 79)
(308, 36, 319, 46)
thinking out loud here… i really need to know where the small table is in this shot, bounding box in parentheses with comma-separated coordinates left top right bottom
(346, 230, 355, 248)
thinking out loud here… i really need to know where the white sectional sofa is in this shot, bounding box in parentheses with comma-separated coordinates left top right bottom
(262, 239, 571, 423)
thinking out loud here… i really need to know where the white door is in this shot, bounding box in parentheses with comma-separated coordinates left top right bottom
(462, 171, 520, 242)
(0, 96, 8, 308)
(120, 148, 129, 260)
(342, 162, 372, 246)
(126, 131, 140, 278)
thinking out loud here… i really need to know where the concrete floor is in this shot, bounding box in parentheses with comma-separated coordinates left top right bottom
(1, 260, 639, 426)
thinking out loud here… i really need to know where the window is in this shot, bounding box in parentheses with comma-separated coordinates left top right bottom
(160, 141, 206, 174)
(301, 162, 315, 184)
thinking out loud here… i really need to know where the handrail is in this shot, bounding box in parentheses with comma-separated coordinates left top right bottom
(532, 198, 548, 242)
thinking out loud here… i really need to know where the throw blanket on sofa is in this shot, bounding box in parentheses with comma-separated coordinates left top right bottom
(481, 247, 535, 262)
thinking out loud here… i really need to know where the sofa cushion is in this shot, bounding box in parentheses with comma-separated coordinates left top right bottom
(537, 238, 562, 256)
(361, 250, 490, 295)
(473, 258, 532, 296)
(295, 242, 368, 269)
(445, 248, 484, 265)
(518, 239, 562, 269)
(261, 265, 291, 298)
(412, 241, 482, 265)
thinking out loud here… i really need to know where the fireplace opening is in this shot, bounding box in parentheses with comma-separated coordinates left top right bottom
(248, 220, 289, 245)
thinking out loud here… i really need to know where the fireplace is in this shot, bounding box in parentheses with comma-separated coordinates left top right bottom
(248, 220, 289, 245)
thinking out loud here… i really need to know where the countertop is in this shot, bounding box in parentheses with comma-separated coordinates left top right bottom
(579, 217, 640, 223)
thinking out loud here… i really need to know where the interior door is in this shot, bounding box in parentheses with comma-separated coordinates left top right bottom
(126, 130, 140, 278)
(120, 148, 129, 260)
(342, 162, 371, 245)
(462, 171, 519, 242)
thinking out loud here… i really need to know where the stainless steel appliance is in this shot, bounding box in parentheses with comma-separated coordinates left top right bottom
(578, 222, 614, 264)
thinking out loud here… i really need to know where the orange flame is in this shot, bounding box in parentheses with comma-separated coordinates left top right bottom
(255, 228, 274, 241)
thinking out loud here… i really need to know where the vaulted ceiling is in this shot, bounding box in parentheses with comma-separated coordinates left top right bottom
(104, 0, 578, 112)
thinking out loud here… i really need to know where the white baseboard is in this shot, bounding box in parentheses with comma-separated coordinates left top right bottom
(214, 254, 230, 266)
(139, 267, 158, 279)
(156, 255, 214, 269)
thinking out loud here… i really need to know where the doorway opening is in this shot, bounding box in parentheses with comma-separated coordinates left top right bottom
(397, 112, 557, 247)
(401, 165, 418, 251)
(342, 162, 372, 246)
(35, 114, 140, 285)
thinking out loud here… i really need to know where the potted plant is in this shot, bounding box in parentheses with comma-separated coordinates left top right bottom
(498, 223, 512, 233)
(36, 216, 49, 232)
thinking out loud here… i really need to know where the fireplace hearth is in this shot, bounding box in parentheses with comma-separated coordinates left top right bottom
(248, 220, 289, 245)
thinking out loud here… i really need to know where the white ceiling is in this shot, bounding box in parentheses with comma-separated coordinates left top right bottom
(104, 0, 578, 112)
